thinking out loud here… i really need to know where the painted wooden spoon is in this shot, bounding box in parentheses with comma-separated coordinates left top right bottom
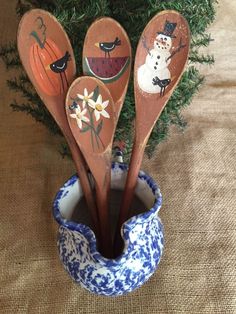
(17, 9, 99, 233)
(83, 17, 132, 123)
(65, 76, 116, 258)
(117, 11, 190, 233)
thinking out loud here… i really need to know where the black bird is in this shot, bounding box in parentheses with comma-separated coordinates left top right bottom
(49, 51, 71, 73)
(95, 37, 121, 58)
(152, 76, 171, 97)
(69, 101, 78, 111)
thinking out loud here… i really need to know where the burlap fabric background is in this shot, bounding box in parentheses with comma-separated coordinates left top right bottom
(0, 1, 235, 313)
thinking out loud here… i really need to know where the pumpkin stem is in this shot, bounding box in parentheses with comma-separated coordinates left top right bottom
(30, 31, 46, 49)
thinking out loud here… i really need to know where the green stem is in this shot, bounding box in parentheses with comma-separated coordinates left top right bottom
(85, 102, 99, 150)
(30, 31, 45, 49)
(29, 17, 47, 49)
(91, 113, 100, 149)
(97, 133, 105, 149)
(82, 120, 105, 149)
(90, 122, 95, 150)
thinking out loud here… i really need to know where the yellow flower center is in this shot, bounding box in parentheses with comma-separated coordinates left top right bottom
(84, 96, 89, 101)
(95, 104, 103, 112)
(76, 113, 82, 119)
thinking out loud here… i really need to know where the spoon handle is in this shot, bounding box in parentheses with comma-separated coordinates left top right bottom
(62, 129, 100, 238)
(115, 138, 146, 248)
(94, 169, 113, 258)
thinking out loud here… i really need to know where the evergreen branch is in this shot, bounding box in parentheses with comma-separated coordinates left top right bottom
(59, 142, 72, 159)
(10, 100, 62, 135)
(189, 51, 214, 64)
(16, 0, 54, 16)
(0, 42, 17, 56)
(191, 33, 214, 48)
(170, 112, 187, 129)
(7, 78, 40, 104)
(16, 0, 32, 16)
(0, 42, 21, 69)
(19, 72, 31, 84)
(1, 55, 21, 69)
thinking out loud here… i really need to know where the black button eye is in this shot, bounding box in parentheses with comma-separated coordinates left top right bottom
(157, 55, 160, 59)
(164, 37, 167, 41)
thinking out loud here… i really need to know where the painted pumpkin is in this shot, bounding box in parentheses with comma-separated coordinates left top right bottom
(30, 38, 67, 96)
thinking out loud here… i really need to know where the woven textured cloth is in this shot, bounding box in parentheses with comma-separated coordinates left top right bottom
(0, 1, 235, 312)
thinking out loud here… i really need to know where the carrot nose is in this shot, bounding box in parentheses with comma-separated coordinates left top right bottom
(157, 39, 165, 46)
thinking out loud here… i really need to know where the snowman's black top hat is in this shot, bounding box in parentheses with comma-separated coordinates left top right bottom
(157, 20, 177, 38)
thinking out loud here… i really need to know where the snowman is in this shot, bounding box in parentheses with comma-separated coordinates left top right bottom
(137, 21, 177, 95)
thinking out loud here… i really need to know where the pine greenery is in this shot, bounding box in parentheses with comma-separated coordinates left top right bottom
(1, 0, 216, 159)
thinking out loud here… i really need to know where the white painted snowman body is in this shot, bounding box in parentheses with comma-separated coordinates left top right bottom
(137, 34, 172, 94)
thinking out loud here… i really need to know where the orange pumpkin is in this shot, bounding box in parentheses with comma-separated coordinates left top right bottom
(30, 38, 67, 96)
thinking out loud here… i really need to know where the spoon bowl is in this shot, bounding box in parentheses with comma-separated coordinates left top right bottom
(83, 17, 132, 122)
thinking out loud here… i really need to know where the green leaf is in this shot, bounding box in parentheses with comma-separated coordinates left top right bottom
(96, 119, 103, 135)
(80, 125, 91, 133)
(92, 86, 99, 102)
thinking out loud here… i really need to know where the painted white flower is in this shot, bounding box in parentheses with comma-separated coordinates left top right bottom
(70, 106, 89, 129)
(77, 88, 94, 108)
(88, 94, 110, 121)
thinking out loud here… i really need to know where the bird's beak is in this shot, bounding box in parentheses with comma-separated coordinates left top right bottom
(46, 64, 50, 70)
(94, 43, 99, 48)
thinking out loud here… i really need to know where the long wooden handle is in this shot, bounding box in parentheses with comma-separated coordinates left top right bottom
(95, 169, 113, 258)
(63, 131, 100, 238)
(114, 139, 146, 256)
(118, 141, 146, 228)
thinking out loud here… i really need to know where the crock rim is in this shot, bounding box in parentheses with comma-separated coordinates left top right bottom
(52, 162, 163, 264)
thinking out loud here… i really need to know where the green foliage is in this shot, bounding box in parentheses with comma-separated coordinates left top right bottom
(1, 0, 217, 160)
(0, 42, 21, 68)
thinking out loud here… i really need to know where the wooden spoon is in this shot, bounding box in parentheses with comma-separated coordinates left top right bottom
(17, 9, 99, 233)
(82, 17, 132, 122)
(65, 76, 116, 258)
(117, 11, 190, 232)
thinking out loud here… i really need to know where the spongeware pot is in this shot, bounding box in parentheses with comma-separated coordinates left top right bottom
(53, 162, 164, 296)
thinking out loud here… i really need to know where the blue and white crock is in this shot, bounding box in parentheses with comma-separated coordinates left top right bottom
(53, 162, 164, 296)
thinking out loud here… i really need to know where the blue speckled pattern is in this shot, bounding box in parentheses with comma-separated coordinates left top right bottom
(53, 163, 164, 296)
